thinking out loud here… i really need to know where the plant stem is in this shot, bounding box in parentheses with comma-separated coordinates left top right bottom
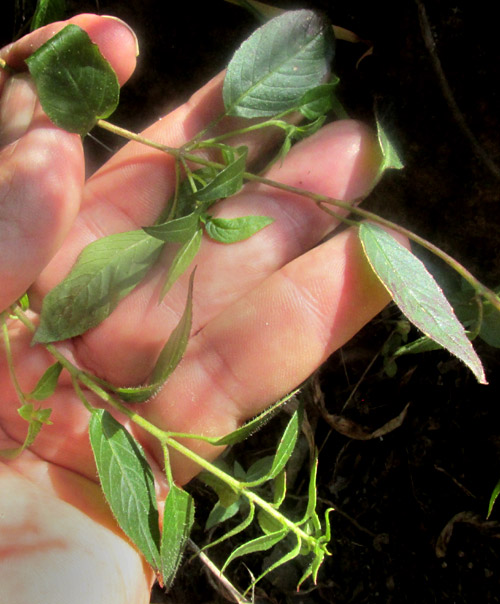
(166, 437, 324, 551)
(1, 313, 28, 405)
(96, 118, 500, 311)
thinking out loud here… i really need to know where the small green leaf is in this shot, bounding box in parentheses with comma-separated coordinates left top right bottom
(89, 409, 160, 571)
(258, 509, 283, 535)
(160, 484, 195, 589)
(198, 462, 241, 509)
(246, 534, 302, 594)
(27, 362, 63, 401)
(222, 528, 287, 571)
(298, 80, 339, 120)
(376, 117, 404, 172)
(143, 213, 200, 243)
(204, 215, 274, 244)
(273, 469, 287, 508)
(202, 502, 255, 553)
(26, 24, 119, 136)
(192, 149, 248, 206)
(159, 229, 202, 299)
(359, 223, 486, 384)
(487, 479, 500, 519)
(116, 271, 195, 402)
(206, 500, 241, 530)
(479, 293, 500, 348)
(223, 10, 335, 118)
(209, 389, 299, 446)
(33, 230, 163, 343)
(1, 404, 53, 460)
(31, 0, 66, 30)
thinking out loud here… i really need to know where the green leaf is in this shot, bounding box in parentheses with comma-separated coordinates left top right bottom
(209, 389, 299, 446)
(246, 534, 302, 593)
(160, 484, 195, 589)
(198, 462, 241, 509)
(223, 10, 335, 118)
(89, 409, 160, 570)
(143, 213, 200, 243)
(479, 294, 500, 348)
(159, 229, 202, 299)
(222, 528, 287, 571)
(298, 80, 339, 120)
(115, 271, 195, 402)
(27, 362, 63, 401)
(487, 479, 500, 519)
(31, 0, 66, 30)
(33, 230, 163, 343)
(204, 215, 274, 244)
(191, 149, 248, 206)
(359, 223, 486, 384)
(26, 24, 119, 135)
(206, 500, 241, 530)
(376, 116, 404, 172)
(1, 403, 53, 459)
(202, 501, 255, 553)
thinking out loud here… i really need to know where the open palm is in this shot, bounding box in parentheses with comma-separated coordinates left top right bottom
(0, 15, 389, 604)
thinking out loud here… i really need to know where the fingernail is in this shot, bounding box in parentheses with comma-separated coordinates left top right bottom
(0, 74, 37, 147)
(102, 15, 140, 57)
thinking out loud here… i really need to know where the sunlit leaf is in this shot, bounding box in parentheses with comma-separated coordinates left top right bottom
(223, 10, 335, 118)
(0, 403, 54, 460)
(208, 389, 299, 446)
(203, 215, 273, 244)
(26, 24, 119, 135)
(143, 213, 200, 243)
(246, 534, 301, 594)
(487, 479, 500, 519)
(27, 362, 63, 401)
(159, 229, 202, 299)
(31, 0, 66, 30)
(359, 223, 487, 384)
(89, 409, 160, 570)
(34, 230, 162, 343)
(376, 116, 404, 172)
(222, 528, 288, 571)
(116, 271, 195, 402)
(160, 484, 195, 589)
(198, 462, 241, 509)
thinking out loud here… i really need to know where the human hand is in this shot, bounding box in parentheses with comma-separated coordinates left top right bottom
(0, 14, 389, 603)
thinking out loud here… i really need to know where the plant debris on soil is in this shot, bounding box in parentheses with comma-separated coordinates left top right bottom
(2, 1, 499, 602)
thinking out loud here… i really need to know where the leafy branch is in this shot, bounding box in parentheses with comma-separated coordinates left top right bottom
(1, 6, 499, 594)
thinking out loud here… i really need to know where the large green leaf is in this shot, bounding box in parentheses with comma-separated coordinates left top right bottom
(160, 484, 195, 589)
(115, 271, 195, 402)
(34, 230, 163, 343)
(359, 223, 486, 383)
(89, 409, 160, 570)
(26, 24, 119, 135)
(223, 10, 335, 118)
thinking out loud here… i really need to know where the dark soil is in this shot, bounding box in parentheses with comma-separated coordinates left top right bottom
(2, 1, 500, 602)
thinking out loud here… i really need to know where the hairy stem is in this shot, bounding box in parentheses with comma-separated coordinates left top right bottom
(96, 118, 500, 311)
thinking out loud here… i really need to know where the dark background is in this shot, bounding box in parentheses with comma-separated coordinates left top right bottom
(2, 1, 500, 602)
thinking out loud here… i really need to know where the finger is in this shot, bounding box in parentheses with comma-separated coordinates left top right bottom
(70, 120, 381, 386)
(0, 463, 152, 604)
(138, 226, 392, 484)
(0, 16, 138, 311)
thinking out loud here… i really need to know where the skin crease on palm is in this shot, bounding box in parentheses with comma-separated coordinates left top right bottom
(0, 14, 396, 604)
